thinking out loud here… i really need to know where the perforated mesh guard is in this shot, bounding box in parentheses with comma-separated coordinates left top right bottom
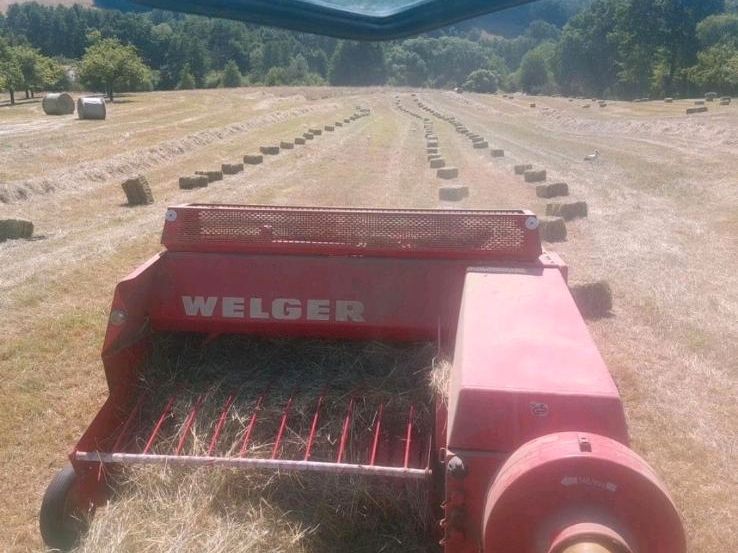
(161, 204, 542, 261)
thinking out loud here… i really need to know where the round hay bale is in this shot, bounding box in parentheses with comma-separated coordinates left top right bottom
(195, 170, 223, 182)
(121, 176, 154, 206)
(686, 106, 708, 114)
(545, 200, 588, 220)
(179, 175, 209, 190)
(438, 184, 468, 202)
(42, 93, 75, 115)
(309, 128, 323, 135)
(514, 164, 533, 175)
(222, 163, 244, 175)
(490, 149, 505, 158)
(536, 182, 569, 198)
(569, 281, 613, 318)
(524, 169, 547, 183)
(324, 125, 335, 132)
(280, 140, 295, 149)
(429, 158, 446, 169)
(473, 140, 489, 149)
(260, 145, 280, 155)
(77, 97, 107, 120)
(437, 167, 459, 180)
(705, 92, 718, 99)
(538, 216, 567, 242)
(0, 218, 34, 241)
(244, 154, 264, 165)
(294, 137, 306, 145)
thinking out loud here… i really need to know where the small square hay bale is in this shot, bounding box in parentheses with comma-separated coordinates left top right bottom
(324, 125, 335, 132)
(195, 170, 223, 182)
(536, 182, 569, 198)
(244, 154, 264, 165)
(335, 121, 343, 127)
(426, 147, 439, 155)
(599, 102, 607, 108)
(280, 140, 295, 149)
(0, 218, 34, 241)
(530, 103, 536, 108)
(514, 164, 533, 175)
(309, 128, 323, 135)
(582, 104, 591, 108)
(343, 118, 351, 123)
(428, 154, 442, 161)
(438, 184, 469, 202)
(429, 158, 446, 169)
(303, 132, 314, 140)
(538, 216, 567, 242)
(545, 200, 588, 220)
(524, 169, 547, 183)
(427, 140, 439, 148)
(686, 106, 708, 114)
(437, 167, 459, 180)
(222, 163, 244, 175)
(694, 99, 705, 105)
(179, 175, 209, 190)
(569, 280, 613, 318)
(294, 137, 306, 145)
(121, 176, 154, 206)
(664, 98, 674, 103)
(260, 145, 280, 155)
(721, 96, 731, 103)
(473, 141, 489, 149)
(490, 149, 505, 157)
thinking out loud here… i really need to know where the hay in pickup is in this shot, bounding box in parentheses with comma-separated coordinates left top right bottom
(74, 335, 444, 553)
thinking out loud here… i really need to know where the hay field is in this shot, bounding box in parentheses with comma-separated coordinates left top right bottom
(0, 87, 736, 552)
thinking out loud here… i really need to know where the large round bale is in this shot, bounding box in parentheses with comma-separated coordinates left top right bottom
(195, 170, 223, 182)
(538, 216, 567, 242)
(42, 93, 75, 115)
(429, 158, 446, 169)
(0, 218, 34, 241)
(244, 154, 264, 165)
(438, 184, 469, 202)
(545, 200, 588, 220)
(260, 145, 280, 155)
(524, 169, 547, 183)
(473, 141, 489, 149)
(77, 97, 107, 120)
(437, 167, 459, 180)
(294, 137, 306, 145)
(514, 164, 533, 175)
(179, 175, 209, 189)
(569, 280, 613, 318)
(490, 149, 505, 158)
(280, 140, 295, 150)
(222, 163, 244, 175)
(121, 176, 154, 206)
(536, 182, 569, 198)
(705, 92, 718, 102)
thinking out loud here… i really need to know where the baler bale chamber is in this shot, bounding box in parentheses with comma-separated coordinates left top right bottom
(40, 205, 686, 553)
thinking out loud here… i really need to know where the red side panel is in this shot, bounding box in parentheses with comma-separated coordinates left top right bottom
(447, 268, 628, 452)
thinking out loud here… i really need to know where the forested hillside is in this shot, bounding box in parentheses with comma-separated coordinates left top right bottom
(1, 0, 737, 103)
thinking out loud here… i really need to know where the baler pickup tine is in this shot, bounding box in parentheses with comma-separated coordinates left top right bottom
(208, 393, 237, 457)
(174, 395, 205, 455)
(304, 393, 325, 461)
(369, 403, 385, 466)
(403, 405, 415, 469)
(271, 396, 294, 460)
(336, 398, 355, 463)
(239, 394, 265, 458)
(112, 393, 147, 453)
(143, 396, 176, 455)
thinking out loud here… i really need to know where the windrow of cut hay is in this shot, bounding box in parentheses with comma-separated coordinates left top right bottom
(75, 335, 445, 553)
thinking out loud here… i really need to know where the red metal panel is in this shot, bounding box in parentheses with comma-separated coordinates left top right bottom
(160, 204, 542, 261)
(447, 268, 628, 452)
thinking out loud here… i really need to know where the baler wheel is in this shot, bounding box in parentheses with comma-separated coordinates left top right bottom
(40, 464, 87, 551)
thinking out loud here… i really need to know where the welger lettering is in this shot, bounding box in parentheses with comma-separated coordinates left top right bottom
(182, 296, 365, 322)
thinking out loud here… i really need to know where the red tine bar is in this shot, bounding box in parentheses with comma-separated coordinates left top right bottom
(239, 394, 265, 457)
(174, 395, 205, 455)
(304, 394, 325, 461)
(369, 403, 385, 466)
(336, 398, 355, 463)
(111, 393, 147, 453)
(207, 393, 236, 456)
(142, 396, 176, 455)
(271, 396, 294, 459)
(403, 405, 415, 469)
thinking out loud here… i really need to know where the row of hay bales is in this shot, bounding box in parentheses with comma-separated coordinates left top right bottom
(122, 107, 372, 206)
(42, 93, 107, 120)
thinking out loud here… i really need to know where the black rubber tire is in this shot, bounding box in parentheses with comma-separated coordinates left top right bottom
(40, 464, 86, 551)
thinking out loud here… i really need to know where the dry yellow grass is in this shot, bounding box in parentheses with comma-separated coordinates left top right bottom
(1, 87, 736, 552)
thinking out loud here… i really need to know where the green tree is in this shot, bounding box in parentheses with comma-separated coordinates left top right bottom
(463, 69, 499, 93)
(687, 44, 738, 94)
(0, 40, 24, 105)
(697, 13, 738, 48)
(79, 37, 151, 101)
(221, 59, 242, 87)
(518, 44, 552, 93)
(328, 41, 386, 86)
(177, 63, 196, 89)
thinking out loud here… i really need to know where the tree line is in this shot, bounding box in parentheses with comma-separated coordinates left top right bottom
(1, 1, 736, 104)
